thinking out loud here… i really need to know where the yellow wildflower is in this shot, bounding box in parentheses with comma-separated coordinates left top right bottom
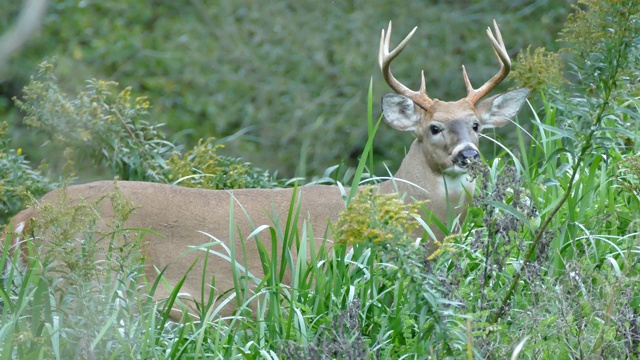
(336, 186, 426, 246)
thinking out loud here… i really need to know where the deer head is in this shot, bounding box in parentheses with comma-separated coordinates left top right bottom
(379, 20, 529, 179)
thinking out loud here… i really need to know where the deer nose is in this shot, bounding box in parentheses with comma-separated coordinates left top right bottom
(455, 148, 480, 166)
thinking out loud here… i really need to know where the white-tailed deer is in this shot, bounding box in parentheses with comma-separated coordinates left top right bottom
(2, 20, 528, 319)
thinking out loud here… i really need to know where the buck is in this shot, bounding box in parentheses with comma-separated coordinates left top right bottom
(2, 20, 528, 319)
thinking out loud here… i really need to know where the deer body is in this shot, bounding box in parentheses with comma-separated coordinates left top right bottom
(9, 181, 348, 318)
(3, 20, 528, 319)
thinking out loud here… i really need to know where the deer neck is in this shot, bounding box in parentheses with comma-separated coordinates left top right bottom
(377, 140, 475, 228)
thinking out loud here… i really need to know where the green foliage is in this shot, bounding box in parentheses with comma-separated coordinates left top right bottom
(14, 60, 175, 182)
(335, 185, 423, 246)
(4, 60, 280, 201)
(166, 138, 277, 189)
(512, 45, 566, 92)
(559, 0, 638, 57)
(335, 186, 464, 357)
(442, 0, 640, 357)
(1, 186, 158, 359)
(616, 156, 640, 197)
(0, 121, 55, 224)
(280, 301, 369, 359)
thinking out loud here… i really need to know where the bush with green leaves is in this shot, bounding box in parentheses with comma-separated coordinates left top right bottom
(14, 60, 176, 182)
(8, 59, 279, 184)
(0, 121, 55, 225)
(166, 138, 278, 189)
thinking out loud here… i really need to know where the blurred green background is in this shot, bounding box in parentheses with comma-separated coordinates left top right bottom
(0, 0, 572, 181)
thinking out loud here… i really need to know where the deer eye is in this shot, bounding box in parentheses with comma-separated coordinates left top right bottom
(472, 122, 480, 132)
(429, 125, 441, 135)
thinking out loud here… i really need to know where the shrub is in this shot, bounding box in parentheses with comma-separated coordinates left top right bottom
(14, 60, 175, 182)
(0, 121, 55, 224)
(166, 137, 278, 189)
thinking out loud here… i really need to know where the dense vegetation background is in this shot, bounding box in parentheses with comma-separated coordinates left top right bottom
(1, 0, 571, 180)
(3, 0, 640, 358)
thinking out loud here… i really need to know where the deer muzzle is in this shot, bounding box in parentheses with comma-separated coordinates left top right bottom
(454, 148, 480, 167)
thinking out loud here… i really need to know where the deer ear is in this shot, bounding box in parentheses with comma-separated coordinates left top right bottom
(381, 93, 421, 132)
(476, 88, 529, 129)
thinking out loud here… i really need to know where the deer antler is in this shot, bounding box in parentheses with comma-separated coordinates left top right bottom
(462, 19, 511, 104)
(378, 21, 433, 109)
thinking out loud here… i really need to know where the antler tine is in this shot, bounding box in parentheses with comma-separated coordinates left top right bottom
(379, 21, 433, 109)
(462, 19, 512, 104)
